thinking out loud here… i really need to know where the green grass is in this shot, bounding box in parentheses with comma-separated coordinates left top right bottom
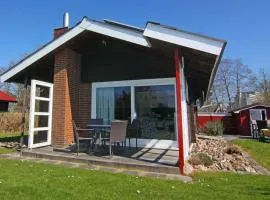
(0, 148, 16, 154)
(233, 139, 270, 170)
(0, 159, 269, 200)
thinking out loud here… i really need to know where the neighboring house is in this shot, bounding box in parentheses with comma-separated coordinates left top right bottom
(0, 90, 17, 112)
(197, 103, 270, 137)
(0, 14, 226, 173)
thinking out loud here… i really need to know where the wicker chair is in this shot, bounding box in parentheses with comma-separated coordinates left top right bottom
(72, 121, 95, 156)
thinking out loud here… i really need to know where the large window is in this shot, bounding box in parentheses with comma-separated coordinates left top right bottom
(96, 87, 131, 124)
(93, 78, 176, 141)
(135, 85, 175, 140)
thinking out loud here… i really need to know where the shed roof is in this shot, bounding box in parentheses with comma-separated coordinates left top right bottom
(233, 103, 270, 113)
(0, 91, 17, 102)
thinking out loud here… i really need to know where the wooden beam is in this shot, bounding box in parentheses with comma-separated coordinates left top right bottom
(19, 76, 28, 147)
(174, 48, 185, 175)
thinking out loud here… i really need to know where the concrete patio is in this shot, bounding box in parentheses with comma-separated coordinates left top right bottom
(21, 146, 180, 175)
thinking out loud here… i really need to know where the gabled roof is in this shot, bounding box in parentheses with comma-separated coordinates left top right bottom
(233, 103, 270, 113)
(0, 17, 226, 98)
(0, 91, 17, 102)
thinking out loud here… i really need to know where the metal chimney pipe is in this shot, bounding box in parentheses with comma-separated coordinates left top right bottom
(63, 12, 69, 28)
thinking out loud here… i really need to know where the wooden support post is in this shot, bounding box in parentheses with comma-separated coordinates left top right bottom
(174, 48, 185, 175)
(19, 76, 28, 147)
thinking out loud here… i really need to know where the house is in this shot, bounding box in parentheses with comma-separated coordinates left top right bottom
(0, 14, 226, 173)
(0, 90, 17, 112)
(233, 104, 270, 137)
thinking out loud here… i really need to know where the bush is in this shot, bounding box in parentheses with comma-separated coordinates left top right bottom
(203, 120, 224, 136)
(189, 153, 213, 167)
(0, 112, 28, 133)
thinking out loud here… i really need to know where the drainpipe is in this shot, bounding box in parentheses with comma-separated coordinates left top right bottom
(19, 76, 28, 148)
(174, 48, 185, 175)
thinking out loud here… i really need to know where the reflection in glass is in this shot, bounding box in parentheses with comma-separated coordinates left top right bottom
(33, 130, 48, 144)
(35, 85, 50, 98)
(135, 85, 176, 140)
(35, 100, 49, 112)
(96, 87, 131, 124)
(34, 115, 49, 128)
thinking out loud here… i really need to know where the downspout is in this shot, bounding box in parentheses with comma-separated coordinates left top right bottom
(174, 48, 185, 175)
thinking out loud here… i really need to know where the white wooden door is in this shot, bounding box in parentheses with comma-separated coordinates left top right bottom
(28, 80, 53, 148)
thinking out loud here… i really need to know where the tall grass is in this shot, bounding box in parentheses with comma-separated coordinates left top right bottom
(0, 112, 28, 134)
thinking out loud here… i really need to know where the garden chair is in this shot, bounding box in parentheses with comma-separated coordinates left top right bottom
(103, 120, 128, 156)
(127, 119, 142, 149)
(72, 120, 95, 156)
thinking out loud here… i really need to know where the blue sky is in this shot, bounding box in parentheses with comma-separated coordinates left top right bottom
(0, 0, 269, 73)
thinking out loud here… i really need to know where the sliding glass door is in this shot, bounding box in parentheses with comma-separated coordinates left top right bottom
(92, 78, 176, 142)
(134, 85, 176, 140)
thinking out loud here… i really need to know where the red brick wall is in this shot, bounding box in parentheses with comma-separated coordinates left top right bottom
(52, 48, 91, 148)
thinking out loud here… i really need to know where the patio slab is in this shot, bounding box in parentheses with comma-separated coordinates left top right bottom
(21, 146, 180, 175)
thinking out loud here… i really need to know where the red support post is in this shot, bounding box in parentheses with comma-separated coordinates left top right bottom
(174, 48, 185, 175)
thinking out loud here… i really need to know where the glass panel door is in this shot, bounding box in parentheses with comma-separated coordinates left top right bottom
(96, 87, 131, 124)
(28, 80, 53, 148)
(134, 85, 176, 140)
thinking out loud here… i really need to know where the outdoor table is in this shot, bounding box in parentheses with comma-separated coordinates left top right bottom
(87, 124, 111, 148)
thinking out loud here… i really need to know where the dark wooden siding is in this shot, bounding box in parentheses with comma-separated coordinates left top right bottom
(0, 102, 9, 112)
(81, 40, 174, 83)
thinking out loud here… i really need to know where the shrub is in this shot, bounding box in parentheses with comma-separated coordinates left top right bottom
(0, 112, 28, 134)
(224, 145, 242, 155)
(203, 120, 224, 136)
(189, 153, 213, 167)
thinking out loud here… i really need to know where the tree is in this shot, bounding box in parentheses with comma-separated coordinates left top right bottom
(254, 68, 270, 104)
(211, 58, 255, 110)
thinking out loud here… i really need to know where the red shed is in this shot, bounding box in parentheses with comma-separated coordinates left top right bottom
(0, 90, 17, 112)
(233, 104, 270, 137)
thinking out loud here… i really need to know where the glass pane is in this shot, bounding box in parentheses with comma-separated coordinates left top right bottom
(36, 85, 50, 98)
(35, 100, 49, 112)
(135, 85, 176, 140)
(33, 130, 48, 144)
(250, 110, 262, 120)
(34, 115, 49, 128)
(96, 87, 131, 124)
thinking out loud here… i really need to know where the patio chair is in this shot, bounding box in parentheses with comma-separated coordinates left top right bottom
(72, 120, 95, 156)
(104, 120, 128, 156)
(127, 119, 142, 149)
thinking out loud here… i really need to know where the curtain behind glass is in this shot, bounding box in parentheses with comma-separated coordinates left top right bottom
(96, 88, 115, 124)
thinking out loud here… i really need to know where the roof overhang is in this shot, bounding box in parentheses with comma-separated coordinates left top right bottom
(143, 22, 225, 55)
(0, 18, 151, 83)
(1, 18, 226, 99)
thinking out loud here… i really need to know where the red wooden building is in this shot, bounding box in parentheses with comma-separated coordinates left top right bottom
(233, 104, 270, 136)
(0, 90, 17, 112)
(197, 104, 270, 136)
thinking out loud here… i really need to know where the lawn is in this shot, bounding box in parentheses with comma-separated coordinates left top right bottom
(0, 148, 16, 154)
(0, 159, 269, 200)
(233, 139, 270, 170)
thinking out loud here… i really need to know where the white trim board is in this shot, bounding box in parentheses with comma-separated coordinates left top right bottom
(143, 23, 224, 55)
